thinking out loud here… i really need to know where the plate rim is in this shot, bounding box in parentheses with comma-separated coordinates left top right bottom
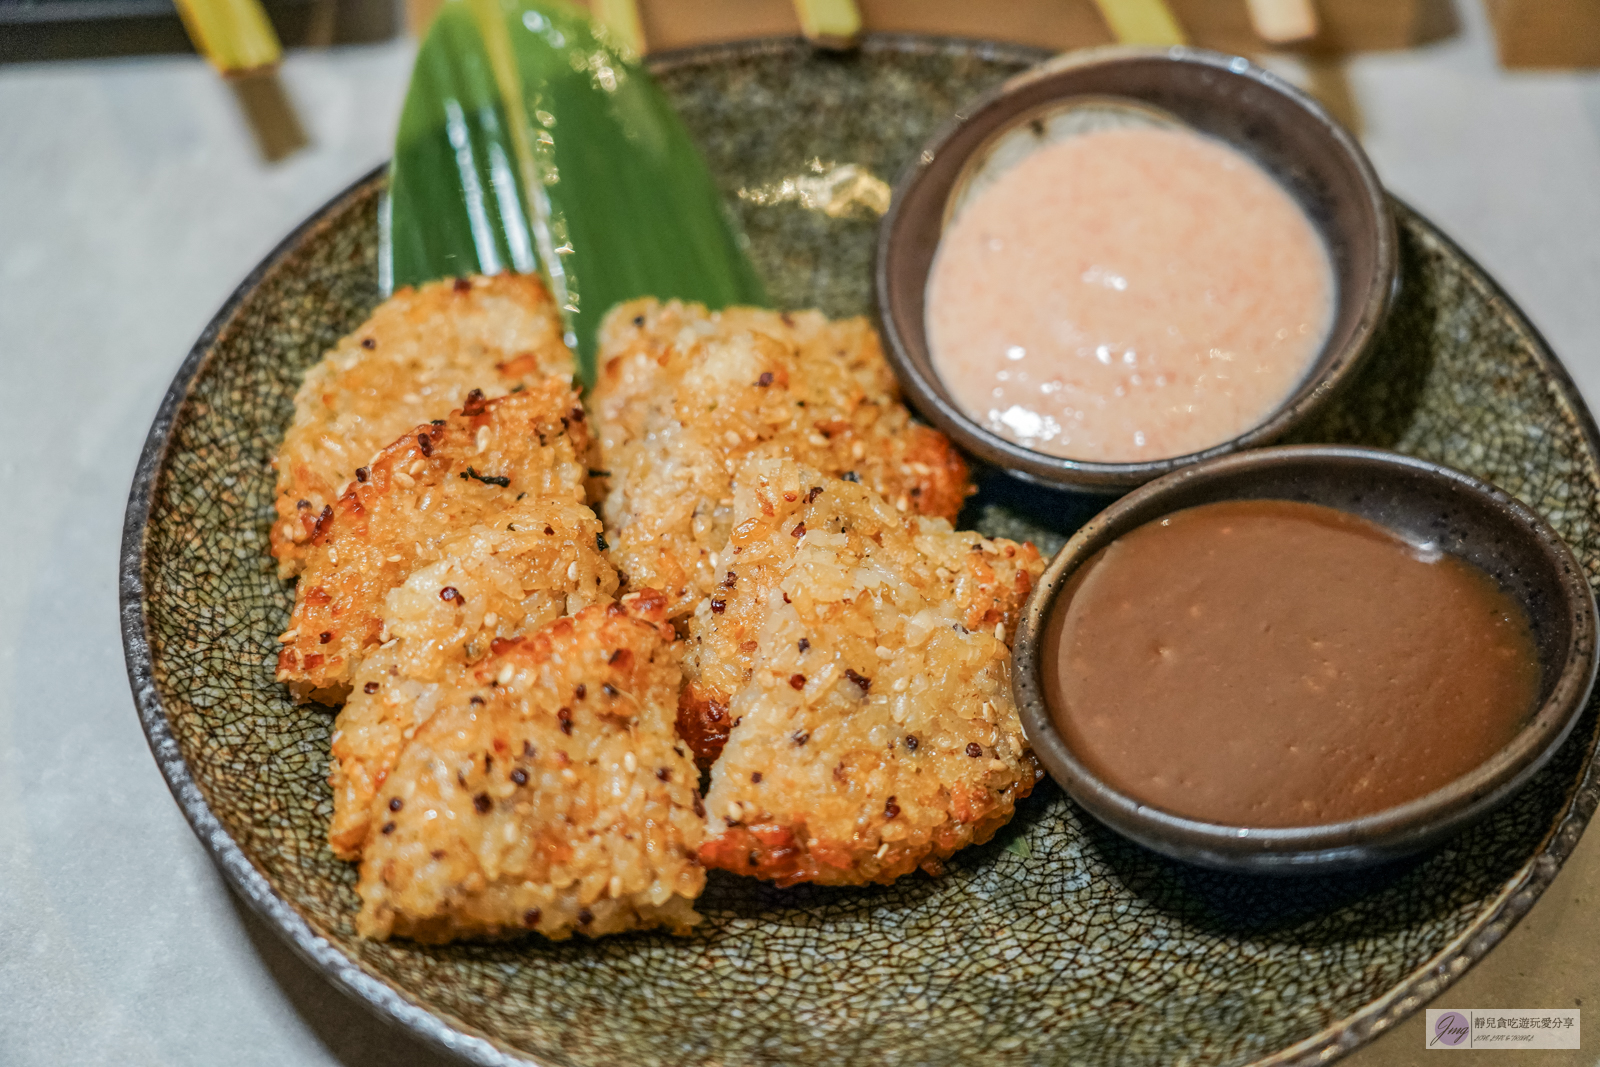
(118, 33, 1600, 1067)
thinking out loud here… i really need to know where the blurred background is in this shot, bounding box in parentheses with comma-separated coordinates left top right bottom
(3, 2, 1600, 1065)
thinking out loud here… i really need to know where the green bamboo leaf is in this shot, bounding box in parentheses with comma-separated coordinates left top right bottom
(384, 0, 768, 384)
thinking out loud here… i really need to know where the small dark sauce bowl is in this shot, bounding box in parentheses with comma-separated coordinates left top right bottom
(877, 47, 1397, 493)
(1012, 445, 1599, 873)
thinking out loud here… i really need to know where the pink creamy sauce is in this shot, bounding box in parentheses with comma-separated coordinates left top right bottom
(926, 126, 1335, 463)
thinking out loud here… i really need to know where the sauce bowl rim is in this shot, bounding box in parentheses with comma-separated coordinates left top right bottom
(876, 45, 1399, 493)
(1010, 444, 1600, 872)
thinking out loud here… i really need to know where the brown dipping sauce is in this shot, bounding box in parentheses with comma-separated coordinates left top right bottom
(1044, 499, 1541, 828)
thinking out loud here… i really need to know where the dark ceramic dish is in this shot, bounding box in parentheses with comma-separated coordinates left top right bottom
(122, 35, 1600, 1067)
(1012, 445, 1600, 874)
(877, 46, 1397, 493)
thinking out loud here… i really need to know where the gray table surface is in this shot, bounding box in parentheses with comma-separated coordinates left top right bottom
(3, 2, 1599, 1063)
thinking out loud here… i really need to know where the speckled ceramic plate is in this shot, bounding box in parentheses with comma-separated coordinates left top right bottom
(121, 36, 1600, 1067)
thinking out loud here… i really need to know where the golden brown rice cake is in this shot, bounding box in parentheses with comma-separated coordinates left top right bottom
(276, 383, 596, 704)
(676, 472, 1044, 768)
(270, 274, 573, 576)
(689, 458, 1045, 886)
(355, 591, 706, 943)
(592, 299, 971, 619)
(326, 495, 617, 859)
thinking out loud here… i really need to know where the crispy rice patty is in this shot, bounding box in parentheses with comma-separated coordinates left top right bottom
(690, 459, 1045, 887)
(271, 274, 573, 576)
(277, 384, 594, 704)
(678, 471, 1043, 768)
(327, 495, 617, 859)
(355, 591, 706, 943)
(592, 299, 970, 619)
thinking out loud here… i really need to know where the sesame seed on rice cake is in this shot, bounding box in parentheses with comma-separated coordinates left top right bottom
(326, 494, 617, 859)
(355, 590, 706, 943)
(270, 274, 573, 577)
(690, 458, 1045, 887)
(276, 384, 596, 705)
(676, 469, 1045, 769)
(592, 298, 970, 620)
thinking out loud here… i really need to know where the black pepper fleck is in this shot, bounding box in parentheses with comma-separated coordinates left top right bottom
(464, 466, 511, 488)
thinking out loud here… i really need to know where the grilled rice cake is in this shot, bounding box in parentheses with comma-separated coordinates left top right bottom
(593, 299, 970, 620)
(690, 459, 1045, 887)
(277, 384, 593, 704)
(271, 274, 573, 577)
(355, 591, 706, 943)
(326, 496, 617, 859)
(678, 473, 1043, 769)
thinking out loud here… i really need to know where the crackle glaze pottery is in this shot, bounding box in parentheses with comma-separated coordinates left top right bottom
(122, 36, 1600, 1067)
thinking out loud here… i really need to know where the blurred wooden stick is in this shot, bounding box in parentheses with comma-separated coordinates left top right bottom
(229, 69, 311, 162)
(1090, 0, 1186, 46)
(173, 0, 283, 73)
(794, 0, 862, 48)
(591, 0, 646, 54)
(413, 0, 1449, 59)
(1246, 0, 1318, 44)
